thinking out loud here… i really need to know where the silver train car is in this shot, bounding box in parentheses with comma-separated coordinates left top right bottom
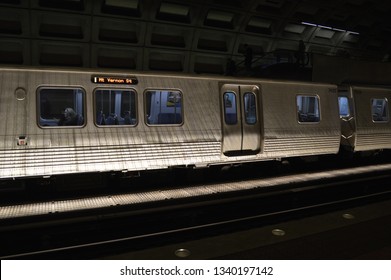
(1, 66, 391, 181)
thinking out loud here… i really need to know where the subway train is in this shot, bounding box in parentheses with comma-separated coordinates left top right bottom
(1, 66, 391, 182)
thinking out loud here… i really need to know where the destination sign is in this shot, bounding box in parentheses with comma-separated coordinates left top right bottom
(91, 75, 138, 85)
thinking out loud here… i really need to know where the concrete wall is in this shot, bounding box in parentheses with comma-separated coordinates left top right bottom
(312, 54, 391, 85)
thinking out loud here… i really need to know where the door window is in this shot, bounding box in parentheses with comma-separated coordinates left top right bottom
(338, 96, 350, 117)
(244, 92, 257, 125)
(223, 92, 237, 125)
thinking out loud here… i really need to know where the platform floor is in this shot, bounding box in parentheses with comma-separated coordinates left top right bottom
(1, 162, 391, 220)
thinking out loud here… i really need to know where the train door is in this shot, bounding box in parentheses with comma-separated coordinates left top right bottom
(221, 84, 261, 155)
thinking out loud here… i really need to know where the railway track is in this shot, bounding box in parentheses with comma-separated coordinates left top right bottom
(1, 160, 391, 259)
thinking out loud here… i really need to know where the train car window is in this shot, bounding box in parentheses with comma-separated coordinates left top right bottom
(145, 90, 183, 125)
(244, 92, 257, 125)
(223, 92, 237, 125)
(38, 87, 85, 127)
(95, 89, 137, 126)
(371, 98, 389, 122)
(297, 95, 320, 123)
(338, 96, 350, 117)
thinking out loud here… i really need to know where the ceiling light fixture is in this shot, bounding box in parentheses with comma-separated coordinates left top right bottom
(301, 21, 359, 35)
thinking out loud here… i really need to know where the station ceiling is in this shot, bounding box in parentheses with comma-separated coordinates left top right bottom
(0, 0, 390, 75)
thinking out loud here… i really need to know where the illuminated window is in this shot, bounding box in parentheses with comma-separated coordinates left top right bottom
(145, 90, 183, 125)
(38, 87, 85, 127)
(297, 95, 320, 123)
(371, 98, 389, 122)
(338, 96, 350, 117)
(95, 89, 137, 126)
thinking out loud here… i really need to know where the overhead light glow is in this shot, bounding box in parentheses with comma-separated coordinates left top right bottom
(318, 24, 332, 30)
(301, 21, 359, 35)
(333, 28, 346, 32)
(301, 21, 317, 27)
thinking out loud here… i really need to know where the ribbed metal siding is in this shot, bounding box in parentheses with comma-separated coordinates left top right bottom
(355, 133, 391, 151)
(0, 141, 222, 178)
(264, 135, 341, 155)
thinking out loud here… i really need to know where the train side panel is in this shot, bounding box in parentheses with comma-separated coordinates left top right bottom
(0, 69, 223, 179)
(350, 86, 391, 152)
(260, 81, 341, 159)
(218, 80, 341, 162)
(0, 67, 341, 180)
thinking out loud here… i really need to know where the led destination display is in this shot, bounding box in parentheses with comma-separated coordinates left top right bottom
(91, 75, 138, 85)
